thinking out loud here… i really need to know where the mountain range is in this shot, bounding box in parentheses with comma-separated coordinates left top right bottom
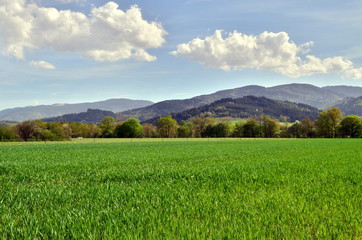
(2, 83, 362, 122)
(43, 96, 320, 124)
(0, 99, 153, 121)
(120, 84, 362, 121)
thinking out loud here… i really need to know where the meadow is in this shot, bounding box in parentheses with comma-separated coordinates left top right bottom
(0, 139, 361, 239)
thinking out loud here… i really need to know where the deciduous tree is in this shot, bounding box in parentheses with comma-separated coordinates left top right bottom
(242, 120, 259, 138)
(177, 121, 193, 138)
(115, 118, 143, 138)
(99, 116, 116, 138)
(15, 120, 41, 141)
(203, 122, 232, 138)
(233, 122, 244, 137)
(142, 123, 158, 138)
(316, 108, 343, 138)
(157, 115, 178, 138)
(262, 115, 280, 138)
(339, 115, 362, 138)
(0, 125, 17, 141)
(191, 117, 215, 138)
(287, 121, 303, 138)
(301, 117, 316, 138)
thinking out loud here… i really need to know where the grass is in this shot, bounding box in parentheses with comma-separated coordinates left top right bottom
(0, 139, 361, 239)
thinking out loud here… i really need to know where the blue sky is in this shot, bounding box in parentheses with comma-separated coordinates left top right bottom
(1, 0, 362, 111)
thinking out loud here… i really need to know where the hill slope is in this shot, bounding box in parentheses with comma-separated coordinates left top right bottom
(331, 96, 362, 116)
(323, 85, 362, 98)
(42, 109, 116, 124)
(0, 98, 153, 121)
(120, 83, 345, 122)
(145, 96, 320, 124)
(261, 84, 345, 108)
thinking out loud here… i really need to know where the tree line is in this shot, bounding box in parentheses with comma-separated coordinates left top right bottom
(0, 107, 361, 142)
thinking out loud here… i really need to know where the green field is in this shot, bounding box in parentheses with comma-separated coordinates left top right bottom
(0, 139, 361, 239)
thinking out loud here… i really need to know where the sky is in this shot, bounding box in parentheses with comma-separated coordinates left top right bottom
(1, 0, 362, 111)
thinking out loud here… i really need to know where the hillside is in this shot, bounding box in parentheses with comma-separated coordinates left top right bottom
(144, 96, 320, 124)
(0, 98, 153, 122)
(261, 84, 345, 108)
(323, 85, 362, 98)
(119, 98, 205, 122)
(42, 109, 116, 124)
(120, 83, 345, 121)
(331, 96, 362, 116)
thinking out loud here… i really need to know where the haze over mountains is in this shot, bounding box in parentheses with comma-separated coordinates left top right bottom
(1, 83, 362, 122)
(0, 99, 153, 121)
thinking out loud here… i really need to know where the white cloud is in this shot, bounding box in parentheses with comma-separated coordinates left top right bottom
(0, 0, 166, 62)
(172, 30, 361, 79)
(344, 68, 362, 80)
(30, 60, 56, 69)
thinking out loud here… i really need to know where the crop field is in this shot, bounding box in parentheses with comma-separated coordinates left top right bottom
(0, 139, 361, 239)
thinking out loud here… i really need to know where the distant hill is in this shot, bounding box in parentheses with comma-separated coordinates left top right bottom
(42, 109, 116, 124)
(144, 96, 320, 124)
(331, 96, 362, 116)
(0, 121, 18, 126)
(261, 84, 345, 108)
(119, 98, 207, 122)
(120, 83, 348, 122)
(323, 86, 362, 98)
(0, 98, 153, 122)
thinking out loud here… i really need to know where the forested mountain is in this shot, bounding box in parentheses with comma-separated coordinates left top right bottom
(331, 96, 362, 116)
(120, 83, 348, 121)
(119, 98, 205, 122)
(0, 99, 153, 121)
(42, 109, 117, 124)
(144, 96, 320, 124)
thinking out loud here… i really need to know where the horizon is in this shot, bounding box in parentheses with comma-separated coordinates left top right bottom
(1, 0, 362, 111)
(0, 82, 360, 111)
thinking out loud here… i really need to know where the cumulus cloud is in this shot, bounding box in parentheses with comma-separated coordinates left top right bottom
(30, 60, 56, 69)
(344, 68, 362, 80)
(0, 0, 166, 62)
(171, 30, 361, 79)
